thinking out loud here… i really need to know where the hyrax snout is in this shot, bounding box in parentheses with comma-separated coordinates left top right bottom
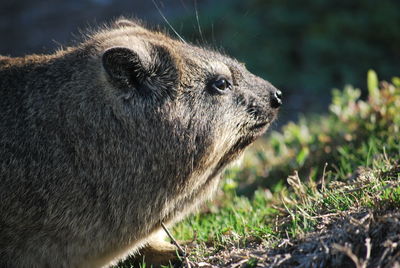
(0, 19, 281, 267)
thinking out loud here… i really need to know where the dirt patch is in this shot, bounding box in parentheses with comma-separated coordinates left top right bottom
(187, 209, 400, 267)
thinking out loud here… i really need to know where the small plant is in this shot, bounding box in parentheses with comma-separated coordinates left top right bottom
(231, 70, 400, 193)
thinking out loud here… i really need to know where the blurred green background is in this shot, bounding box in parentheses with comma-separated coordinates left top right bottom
(2, 0, 399, 120)
(176, 0, 400, 118)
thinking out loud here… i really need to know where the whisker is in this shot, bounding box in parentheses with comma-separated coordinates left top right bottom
(194, 0, 204, 44)
(151, 0, 187, 44)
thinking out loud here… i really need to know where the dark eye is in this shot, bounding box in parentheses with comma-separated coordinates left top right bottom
(211, 77, 232, 94)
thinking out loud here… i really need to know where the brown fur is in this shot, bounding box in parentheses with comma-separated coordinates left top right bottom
(0, 19, 281, 267)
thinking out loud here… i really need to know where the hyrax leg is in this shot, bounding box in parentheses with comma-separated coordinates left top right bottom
(136, 230, 182, 267)
(139, 239, 181, 267)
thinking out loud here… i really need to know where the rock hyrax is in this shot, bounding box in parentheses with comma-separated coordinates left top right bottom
(0, 19, 282, 267)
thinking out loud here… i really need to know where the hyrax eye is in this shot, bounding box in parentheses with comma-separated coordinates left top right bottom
(210, 76, 232, 94)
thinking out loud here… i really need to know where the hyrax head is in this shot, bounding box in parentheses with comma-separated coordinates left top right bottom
(86, 19, 281, 176)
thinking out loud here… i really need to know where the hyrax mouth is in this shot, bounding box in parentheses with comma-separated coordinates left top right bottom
(250, 121, 269, 131)
(247, 107, 279, 134)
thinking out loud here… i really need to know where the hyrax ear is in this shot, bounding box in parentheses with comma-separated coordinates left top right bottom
(102, 47, 146, 89)
(102, 46, 179, 100)
(114, 18, 140, 28)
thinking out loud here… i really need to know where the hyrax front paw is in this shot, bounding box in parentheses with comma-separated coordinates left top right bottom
(137, 239, 182, 267)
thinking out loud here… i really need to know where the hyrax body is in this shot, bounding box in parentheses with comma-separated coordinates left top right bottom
(0, 19, 281, 267)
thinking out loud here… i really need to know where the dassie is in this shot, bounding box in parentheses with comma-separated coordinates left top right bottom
(0, 19, 282, 267)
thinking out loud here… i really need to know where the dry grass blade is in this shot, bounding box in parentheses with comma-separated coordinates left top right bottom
(161, 222, 192, 268)
(333, 243, 362, 268)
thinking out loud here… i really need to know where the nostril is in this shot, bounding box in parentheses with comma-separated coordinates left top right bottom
(276, 90, 282, 99)
(270, 90, 282, 108)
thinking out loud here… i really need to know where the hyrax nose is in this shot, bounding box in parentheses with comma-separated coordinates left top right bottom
(270, 89, 282, 108)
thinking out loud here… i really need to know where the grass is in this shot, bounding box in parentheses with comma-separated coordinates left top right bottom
(119, 71, 400, 267)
